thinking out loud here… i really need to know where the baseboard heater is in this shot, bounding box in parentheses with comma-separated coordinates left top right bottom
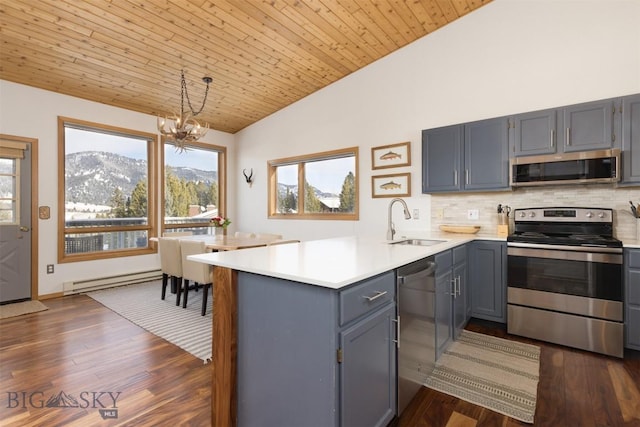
(63, 269, 163, 295)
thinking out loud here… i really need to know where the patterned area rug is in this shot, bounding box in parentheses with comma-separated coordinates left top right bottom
(424, 330, 540, 423)
(87, 281, 212, 362)
(0, 300, 48, 319)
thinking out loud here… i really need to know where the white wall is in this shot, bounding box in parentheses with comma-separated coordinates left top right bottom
(0, 81, 235, 296)
(1, 0, 639, 296)
(234, 0, 640, 241)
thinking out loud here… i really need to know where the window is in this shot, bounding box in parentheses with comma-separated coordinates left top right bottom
(0, 139, 28, 224)
(268, 147, 358, 220)
(58, 117, 157, 262)
(162, 140, 226, 235)
(0, 159, 18, 224)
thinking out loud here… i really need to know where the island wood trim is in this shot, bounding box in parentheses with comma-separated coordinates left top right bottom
(212, 266, 238, 427)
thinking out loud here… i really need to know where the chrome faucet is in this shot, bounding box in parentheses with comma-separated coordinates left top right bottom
(387, 198, 411, 240)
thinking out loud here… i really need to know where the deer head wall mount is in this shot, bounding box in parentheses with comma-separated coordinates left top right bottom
(243, 168, 254, 187)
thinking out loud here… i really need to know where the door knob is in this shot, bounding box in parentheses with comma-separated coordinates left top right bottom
(20, 226, 30, 232)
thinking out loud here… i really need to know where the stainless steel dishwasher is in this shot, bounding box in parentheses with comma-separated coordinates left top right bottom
(396, 257, 437, 416)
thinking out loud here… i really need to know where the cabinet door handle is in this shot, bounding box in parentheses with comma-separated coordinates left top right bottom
(363, 290, 387, 302)
(456, 276, 461, 296)
(550, 129, 555, 148)
(566, 127, 571, 146)
(392, 317, 400, 348)
(450, 278, 456, 298)
(454, 170, 458, 186)
(465, 169, 469, 185)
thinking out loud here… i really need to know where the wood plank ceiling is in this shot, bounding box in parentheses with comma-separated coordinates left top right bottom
(0, 0, 490, 134)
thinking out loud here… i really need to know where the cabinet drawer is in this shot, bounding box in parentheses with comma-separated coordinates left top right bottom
(627, 249, 640, 269)
(453, 245, 467, 265)
(340, 271, 395, 326)
(435, 250, 452, 272)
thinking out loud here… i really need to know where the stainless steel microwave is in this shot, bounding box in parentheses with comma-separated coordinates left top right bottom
(510, 149, 620, 187)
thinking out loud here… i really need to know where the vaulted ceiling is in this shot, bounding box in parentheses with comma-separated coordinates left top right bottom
(0, 0, 490, 134)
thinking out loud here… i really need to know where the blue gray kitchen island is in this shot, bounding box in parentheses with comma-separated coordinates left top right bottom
(189, 236, 473, 427)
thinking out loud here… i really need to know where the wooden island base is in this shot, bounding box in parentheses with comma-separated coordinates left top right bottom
(212, 266, 238, 427)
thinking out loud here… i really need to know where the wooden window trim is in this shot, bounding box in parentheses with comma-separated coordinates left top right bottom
(58, 117, 158, 263)
(268, 147, 359, 220)
(160, 139, 227, 235)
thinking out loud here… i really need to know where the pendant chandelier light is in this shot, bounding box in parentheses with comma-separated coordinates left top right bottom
(157, 69, 213, 153)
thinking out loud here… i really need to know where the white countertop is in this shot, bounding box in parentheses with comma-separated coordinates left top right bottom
(188, 232, 640, 289)
(621, 238, 640, 248)
(189, 234, 484, 290)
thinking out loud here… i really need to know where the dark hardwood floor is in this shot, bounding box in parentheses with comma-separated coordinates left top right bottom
(0, 295, 211, 426)
(400, 319, 640, 427)
(1, 296, 639, 426)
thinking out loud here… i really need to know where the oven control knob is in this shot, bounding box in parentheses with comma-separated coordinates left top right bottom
(528, 212, 536, 218)
(586, 211, 593, 218)
(598, 212, 605, 218)
(519, 212, 526, 218)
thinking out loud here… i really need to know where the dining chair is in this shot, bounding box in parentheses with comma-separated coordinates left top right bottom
(255, 233, 283, 240)
(180, 239, 213, 316)
(234, 231, 256, 238)
(158, 237, 183, 305)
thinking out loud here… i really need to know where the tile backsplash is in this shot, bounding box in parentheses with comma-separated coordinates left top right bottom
(431, 184, 639, 240)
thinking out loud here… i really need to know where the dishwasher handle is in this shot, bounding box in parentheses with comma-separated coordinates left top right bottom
(397, 261, 437, 285)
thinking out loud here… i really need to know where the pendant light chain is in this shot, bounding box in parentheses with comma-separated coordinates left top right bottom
(181, 69, 210, 117)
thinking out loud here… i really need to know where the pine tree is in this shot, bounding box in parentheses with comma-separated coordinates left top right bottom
(339, 171, 355, 212)
(129, 180, 147, 217)
(304, 181, 321, 213)
(208, 181, 219, 208)
(110, 188, 126, 218)
(280, 187, 297, 213)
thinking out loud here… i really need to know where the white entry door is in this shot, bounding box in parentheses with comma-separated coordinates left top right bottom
(0, 140, 31, 303)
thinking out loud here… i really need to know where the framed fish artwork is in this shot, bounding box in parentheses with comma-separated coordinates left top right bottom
(371, 173, 411, 198)
(371, 141, 411, 169)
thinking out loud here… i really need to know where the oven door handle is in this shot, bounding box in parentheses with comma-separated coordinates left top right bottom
(507, 245, 622, 264)
(507, 241, 623, 254)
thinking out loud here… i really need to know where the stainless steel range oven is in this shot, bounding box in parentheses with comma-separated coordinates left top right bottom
(507, 207, 623, 358)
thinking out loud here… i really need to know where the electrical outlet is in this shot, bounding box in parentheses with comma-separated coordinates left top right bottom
(46, 264, 54, 274)
(467, 209, 479, 220)
(413, 209, 419, 219)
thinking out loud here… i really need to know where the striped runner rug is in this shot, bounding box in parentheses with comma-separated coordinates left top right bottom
(87, 280, 212, 362)
(424, 330, 540, 423)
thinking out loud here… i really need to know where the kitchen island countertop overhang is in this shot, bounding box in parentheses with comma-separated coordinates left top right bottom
(187, 235, 477, 289)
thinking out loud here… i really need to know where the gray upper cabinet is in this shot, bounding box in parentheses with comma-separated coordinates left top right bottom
(562, 98, 616, 152)
(622, 93, 640, 184)
(512, 98, 617, 157)
(512, 108, 558, 157)
(464, 118, 510, 190)
(422, 124, 462, 192)
(422, 117, 509, 193)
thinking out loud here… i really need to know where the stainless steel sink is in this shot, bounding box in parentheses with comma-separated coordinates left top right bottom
(389, 238, 445, 246)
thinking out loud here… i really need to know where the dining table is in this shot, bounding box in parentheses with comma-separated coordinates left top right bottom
(151, 234, 281, 251)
